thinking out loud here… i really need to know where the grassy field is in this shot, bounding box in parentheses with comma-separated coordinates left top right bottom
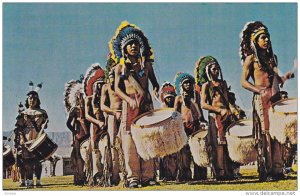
(2, 166, 298, 191)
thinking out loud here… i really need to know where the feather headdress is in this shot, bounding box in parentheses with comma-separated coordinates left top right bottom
(159, 81, 176, 102)
(108, 21, 154, 67)
(83, 63, 105, 97)
(27, 81, 43, 98)
(105, 53, 117, 81)
(174, 72, 195, 95)
(63, 79, 83, 113)
(239, 21, 271, 64)
(194, 56, 223, 88)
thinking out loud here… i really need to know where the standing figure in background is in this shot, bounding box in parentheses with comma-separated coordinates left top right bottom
(64, 78, 90, 186)
(200, 57, 235, 180)
(83, 63, 108, 186)
(14, 82, 48, 188)
(110, 21, 160, 188)
(158, 82, 177, 181)
(240, 21, 293, 181)
(100, 59, 123, 186)
(174, 73, 207, 182)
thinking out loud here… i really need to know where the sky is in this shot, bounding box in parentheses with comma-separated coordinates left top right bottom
(2, 3, 298, 132)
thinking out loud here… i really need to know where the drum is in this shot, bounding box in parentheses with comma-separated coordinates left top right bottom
(226, 120, 258, 164)
(80, 138, 90, 162)
(131, 108, 188, 161)
(269, 98, 297, 145)
(28, 133, 58, 161)
(3, 145, 15, 168)
(188, 129, 209, 167)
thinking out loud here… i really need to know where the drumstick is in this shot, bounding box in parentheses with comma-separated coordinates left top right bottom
(152, 94, 162, 105)
(4, 132, 15, 146)
(278, 58, 297, 88)
(291, 58, 298, 73)
(36, 119, 49, 139)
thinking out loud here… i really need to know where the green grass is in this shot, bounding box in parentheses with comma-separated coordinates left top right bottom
(3, 166, 297, 191)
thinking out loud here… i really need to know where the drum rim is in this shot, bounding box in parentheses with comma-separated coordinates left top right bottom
(271, 98, 297, 115)
(80, 138, 90, 148)
(190, 129, 208, 137)
(226, 119, 255, 138)
(131, 108, 177, 128)
(28, 133, 47, 151)
(3, 145, 12, 156)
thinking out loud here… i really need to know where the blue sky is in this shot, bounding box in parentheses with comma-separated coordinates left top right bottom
(3, 3, 297, 132)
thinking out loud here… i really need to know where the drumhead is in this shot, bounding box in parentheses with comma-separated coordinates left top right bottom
(28, 133, 47, 151)
(133, 108, 176, 128)
(3, 145, 11, 156)
(80, 138, 90, 148)
(227, 120, 253, 137)
(191, 130, 208, 138)
(272, 98, 297, 114)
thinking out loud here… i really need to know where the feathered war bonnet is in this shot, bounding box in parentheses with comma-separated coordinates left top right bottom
(83, 63, 105, 97)
(159, 81, 176, 102)
(194, 56, 223, 88)
(27, 81, 43, 99)
(108, 21, 154, 68)
(174, 72, 195, 95)
(105, 53, 117, 83)
(63, 78, 83, 114)
(239, 21, 272, 64)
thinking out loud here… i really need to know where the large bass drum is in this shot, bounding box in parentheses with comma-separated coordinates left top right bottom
(269, 98, 297, 145)
(28, 133, 58, 161)
(189, 128, 209, 167)
(131, 108, 188, 161)
(80, 138, 90, 162)
(226, 120, 258, 164)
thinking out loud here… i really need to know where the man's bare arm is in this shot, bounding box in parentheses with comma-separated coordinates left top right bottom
(174, 95, 182, 113)
(147, 63, 160, 97)
(66, 109, 75, 133)
(201, 82, 227, 117)
(273, 66, 294, 86)
(114, 64, 137, 109)
(100, 84, 114, 115)
(240, 55, 261, 94)
(84, 96, 101, 126)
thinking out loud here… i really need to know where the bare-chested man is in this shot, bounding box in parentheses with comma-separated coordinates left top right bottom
(158, 82, 177, 181)
(174, 73, 208, 182)
(64, 79, 89, 186)
(201, 58, 235, 181)
(109, 21, 160, 188)
(83, 63, 107, 185)
(240, 21, 293, 181)
(100, 66, 122, 186)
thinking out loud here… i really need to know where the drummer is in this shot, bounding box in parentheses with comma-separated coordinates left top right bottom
(84, 64, 107, 186)
(174, 73, 208, 182)
(14, 82, 48, 188)
(100, 59, 123, 186)
(65, 78, 89, 186)
(240, 21, 293, 180)
(200, 57, 235, 180)
(111, 21, 160, 188)
(158, 82, 178, 181)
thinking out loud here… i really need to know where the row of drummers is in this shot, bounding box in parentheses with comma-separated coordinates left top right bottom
(64, 56, 297, 188)
(3, 21, 297, 189)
